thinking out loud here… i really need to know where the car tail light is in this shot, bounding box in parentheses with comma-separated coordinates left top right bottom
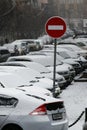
(29, 104, 47, 115)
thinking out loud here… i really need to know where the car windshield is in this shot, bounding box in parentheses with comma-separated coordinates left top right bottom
(75, 35, 87, 38)
(65, 51, 79, 59)
(58, 51, 71, 59)
(27, 63, 51, 73)
(33, 57, 63, 67)
(21, 42, 26, 46)
(63, 45, 82, 51)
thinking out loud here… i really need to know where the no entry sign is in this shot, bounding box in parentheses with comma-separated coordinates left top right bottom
(45, 16, 66, 38)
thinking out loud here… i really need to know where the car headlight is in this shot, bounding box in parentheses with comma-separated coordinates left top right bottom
(57, 78, 63, 82)
(58, 71, 69, 75)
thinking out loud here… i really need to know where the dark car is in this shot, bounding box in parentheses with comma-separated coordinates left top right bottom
(0, 47, 11, 62)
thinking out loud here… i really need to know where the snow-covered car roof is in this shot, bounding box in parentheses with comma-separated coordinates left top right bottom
(0, 66, 56, 90)
(0, 71, 52, 97)
(0, 88, 62, 106)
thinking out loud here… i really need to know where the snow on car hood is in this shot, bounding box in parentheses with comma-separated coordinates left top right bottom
(33, 77, 54, 89)
(47, 64, 69, 72)
(63, 58, 79, 65)
(17, 85, 53, 97)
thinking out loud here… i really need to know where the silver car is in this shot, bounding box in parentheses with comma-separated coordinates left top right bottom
(0, 88, 68, 130)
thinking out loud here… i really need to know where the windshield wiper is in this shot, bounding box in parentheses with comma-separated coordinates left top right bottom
(35, 76, 45, 79)
(30, 80, 39, 83)
(45, 65, 51, 67)
(18, 85, 30, 87)
(26, 94, 46, 101)
(0, 82, 5, 88)
(41, 71, 51, 74)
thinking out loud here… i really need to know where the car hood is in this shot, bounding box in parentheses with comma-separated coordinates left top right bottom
(47, 65, 69, 72)
(34, 78, 53, 89)
(17, 85, 53, 97)
(62, 59, 79, 65)
(41, 71, 64, 80)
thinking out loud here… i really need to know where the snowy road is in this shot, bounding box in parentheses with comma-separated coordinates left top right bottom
(60, 81, 87, 130)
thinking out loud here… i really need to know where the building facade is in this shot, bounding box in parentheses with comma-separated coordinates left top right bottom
(52, 0, 84, 30)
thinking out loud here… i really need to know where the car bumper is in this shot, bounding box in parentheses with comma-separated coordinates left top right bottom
(74, 67, 83, 75)
(20, 116, 68, 130)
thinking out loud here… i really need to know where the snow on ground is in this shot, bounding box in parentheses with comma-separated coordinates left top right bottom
(60, 81, 87, 130)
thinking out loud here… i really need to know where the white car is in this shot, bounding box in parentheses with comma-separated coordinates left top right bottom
(31, 50, 80, 75)
(56, 47, 87, 71)
(1, 61, 66, 89)
(49, 48, 82, 74)
(26, 54, 75, 84)
(0, 88, 68, 130)
(74, 38, 87, 50)
(58, 44, 87, 59)
(7, 55, 74, 85)
(0, 66, 60, 96)
(0, 71, 52, 97)
(3, 40, 27, 55)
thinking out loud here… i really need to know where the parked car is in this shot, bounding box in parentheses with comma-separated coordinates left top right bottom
(20, 39, 40, 51)
(58, 44, 87, 59)
(12, 39, 43, 51)
(57, 37, 87, 50)
(56, 47, 87, 71)
(0, 46, 11, 62)
(73, 33, 87, 39)
(33, 39, 44, 49)
(0, 66, 60, 96)
(31, 50, 80, 75)
(0, 61, 66, 89)
(7, 55, 74, 86)
(0, 88, 68, 130)
(0, 71, 52, 97)
(3, 40, 28, 55)
(74, 38, 87, 50)
(43, 48, 83, 74)
(28, 53, 75, 84)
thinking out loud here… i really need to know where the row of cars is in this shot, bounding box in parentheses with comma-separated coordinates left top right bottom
(3, 35, 51, 56)
(0, 43, 69, 130)
(1, 42, 87, 91)
(3, 39, 44, 56)
(0, 34, 87, 130)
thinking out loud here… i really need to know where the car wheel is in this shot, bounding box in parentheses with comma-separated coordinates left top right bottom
(2, 124, 23, 130)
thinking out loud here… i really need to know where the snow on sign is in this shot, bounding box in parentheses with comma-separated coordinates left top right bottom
(45, 16, 66, 38)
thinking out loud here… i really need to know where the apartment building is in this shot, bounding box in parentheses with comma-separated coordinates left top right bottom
(51, 0, 84, 30)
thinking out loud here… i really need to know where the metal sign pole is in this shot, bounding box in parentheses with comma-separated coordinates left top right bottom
(53, 38, 57, 97)
(45, 16, 66, 97)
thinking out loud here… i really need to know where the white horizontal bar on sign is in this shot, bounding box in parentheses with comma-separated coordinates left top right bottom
(48, 25, 64, 30)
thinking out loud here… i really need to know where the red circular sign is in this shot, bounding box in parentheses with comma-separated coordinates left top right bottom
(45, 16, 66, 38)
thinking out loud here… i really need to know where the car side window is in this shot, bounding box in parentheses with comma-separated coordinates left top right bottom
(0, 95, 18, 107)
(0, 50, 10, 55)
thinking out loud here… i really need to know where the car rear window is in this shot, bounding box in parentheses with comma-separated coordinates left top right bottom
(0, 95, 18, 107)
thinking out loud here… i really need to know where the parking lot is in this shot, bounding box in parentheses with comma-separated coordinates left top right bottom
(0, 35, 87, 130)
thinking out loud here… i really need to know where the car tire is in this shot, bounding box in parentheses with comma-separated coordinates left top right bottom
(2, 124, 23, 130)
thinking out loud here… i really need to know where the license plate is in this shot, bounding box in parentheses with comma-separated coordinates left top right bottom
(52, 113, 62, 120)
